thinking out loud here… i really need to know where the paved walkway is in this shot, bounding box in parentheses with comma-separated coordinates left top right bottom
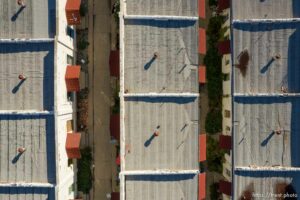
(87, 0, 113, 199)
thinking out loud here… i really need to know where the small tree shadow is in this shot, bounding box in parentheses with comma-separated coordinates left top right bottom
(12, 153, 23, 164)
(144, 134, 156, 147)
(260, 58, 275, 74)
(11, 6, 25, 22)
(12, 79, 26, 93)
(144, 57, 156, 70)
(261, 131, 275, 147)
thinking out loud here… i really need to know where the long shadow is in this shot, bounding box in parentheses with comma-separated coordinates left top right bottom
(293, 0, 300, 17)
(43, 46, 54, 111)
(261, 131, 275, 147)
(11, 79, 26, 94)
(11, 6, 25, 22)
(260, 59, 275, 74)
(125, 19, 196, 28)
(125, 96, 197, 104)
(46, 115, 56, 184)
(11, 153, 23, 164)
(127, 174, 196, 182)
(144, 134, 156, 147)
(144, 57, 156, 70)
(0, 186, 55, 197)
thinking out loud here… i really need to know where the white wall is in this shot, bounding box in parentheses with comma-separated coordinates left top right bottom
(56, 113, 78, 200)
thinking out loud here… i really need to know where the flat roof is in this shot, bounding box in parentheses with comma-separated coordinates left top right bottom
(124, 19, 198, 93)
(0, 42, 54, 111)
(125, 174, 198, 200)
(124, 97, 198, 171)
(0, 114, 56, 183)
(234, 171, 300, 199)
(0, 187, 55, 199)
(232, 0, 300, 20)
(0, 0, 56, 38)
(125, 0, 198, 16)
(233, 22, 300, 94)
(233, 96, 300, 167)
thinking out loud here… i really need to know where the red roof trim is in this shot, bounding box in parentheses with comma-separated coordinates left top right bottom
(218, 40, 231, 55)
(109, 50, 120, 77)
(218, 0, 230, 12)
(110, 114, 120, 141)
(111, 192, 120, 200)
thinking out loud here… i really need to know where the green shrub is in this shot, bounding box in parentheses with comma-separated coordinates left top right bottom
(77, 147, 93, 194)
(208, 0, 218, 7)
(207, 136, 225, 173)
(205, 109, 222, 134)
(78, 39, 89, 50)
(80, 1, 88, 17)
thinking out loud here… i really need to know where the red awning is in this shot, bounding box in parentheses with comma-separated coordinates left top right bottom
(65, 0, 81, 25)
(219, 135, 231, 150)
(219, 180, 232, 196)
(218, 40, 231, 55)
(199, 134, 206, 162)
(66, 133, 81, 159)
(109, 50, 120, 77)
(110, 114, 120, 141)
(65, 65, 81, 92)
(198, 28, 206, 55)
(218, 0, 230, 12)
(111, 192, 120, 200)
(198, 66, 206, 84)
(198, 0, 206, 19)
(198, 173, 206, 200)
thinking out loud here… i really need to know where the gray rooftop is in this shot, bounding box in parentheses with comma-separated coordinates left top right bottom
(124, 97, 198, 171)
(0, 187, 55, 200)
(233, 22, 300, 94)
(124, 19, 198, 93)
(232, 0, 300, 20)
(125, 174, 198, 200)
(233, 96, 300, 167)
(0, 0, 56, 38)
(234, 171, 300, 199)
(0, 114, 56, 183)
(126, 0, 197, 16)
(0, 42, 54, 111)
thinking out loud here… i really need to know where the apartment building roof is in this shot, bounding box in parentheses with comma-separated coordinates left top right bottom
(0, 114, 56, 183)
(120, 0, 200, 199)
(125, 0, 198, 16)
(232, 0, 300, 20)
(232, 1, 300, 198)
(0, 42, 54, 111)
(124, 97, 198, 171)
(125, 174, 198, 200)
(124, 19, 198, 93)
(0, 0, 56, 38)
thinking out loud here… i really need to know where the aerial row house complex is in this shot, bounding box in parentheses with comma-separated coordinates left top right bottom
(0, 0, 82, 199)
(119, 0, 206, 199)
(218, 0, 300, 199)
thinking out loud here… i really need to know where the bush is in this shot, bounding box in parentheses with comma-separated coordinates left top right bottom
(77, 147, 93, 194)
(207, 15, 225, 46)
(208, 0, 218, 7)
(78, 39, 89, 50)
(210, 183, 221, 200)
(80, 1, 88, 17)
(207, 136, 225, 173)
(205, 109, 222, 134)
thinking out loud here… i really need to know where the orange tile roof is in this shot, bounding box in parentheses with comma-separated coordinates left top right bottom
(65, 65, 81, 92)
(198, 0, 206, 19)
(65, 0, 81, 10)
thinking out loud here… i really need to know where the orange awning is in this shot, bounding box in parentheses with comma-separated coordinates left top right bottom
(66, 133, 81, 159)
(198, 66, 206, 84)
(198, 173, 206, 200)
(65, 0, 81, 25)
(199, 134, 206, 162)
(198, 0, 206, 19)
(65, 65, 81, 92)
(198, 28, 206, 55)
